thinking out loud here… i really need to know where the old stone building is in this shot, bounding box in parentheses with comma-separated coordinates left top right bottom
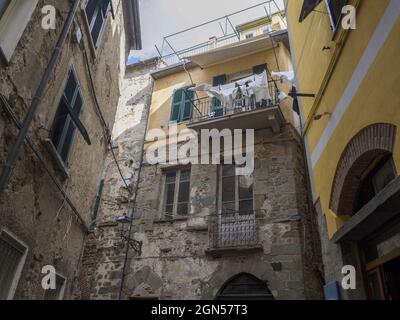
(0, 0, 141, 299)
(89, 8, 323, 300)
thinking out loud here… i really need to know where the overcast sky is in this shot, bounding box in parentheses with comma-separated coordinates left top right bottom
(129, 0, 285, 63)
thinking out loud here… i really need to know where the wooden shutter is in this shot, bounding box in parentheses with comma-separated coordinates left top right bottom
(252, 64, 267, 75)
(181, 88, 194, 121)
(171, 89, 183, 122)
(0, 233, 25, 299)
(299, 0, 322, 22)
(212, 74, 226, 112)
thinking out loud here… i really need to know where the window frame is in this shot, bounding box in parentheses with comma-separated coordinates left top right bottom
(0, 229, 28, 300)
(42, 273, 67, 300)
(170, 85, 195, 123)
(49, 65, 85, 167)
(0, 0, 38, 63)
(83, 0, 112, 56)
(218, 164, 254, 217)
(325, 0, 348, 33)
(160, 167, 191, 219)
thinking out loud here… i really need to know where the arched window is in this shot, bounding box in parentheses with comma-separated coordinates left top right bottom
(330, 123, 397, 216)
(215, 273, 274, 300)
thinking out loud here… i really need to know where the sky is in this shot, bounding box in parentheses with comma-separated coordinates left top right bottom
(128, 0, 285, 64)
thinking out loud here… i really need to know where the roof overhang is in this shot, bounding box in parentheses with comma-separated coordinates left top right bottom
(123, 0, 142, 50)
(150, 61, 198, 80)
(187, 30, 289, 68)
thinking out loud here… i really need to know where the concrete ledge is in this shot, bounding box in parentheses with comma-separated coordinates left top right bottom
(332, 176, 400, 243)
(205, 244, 263, 257)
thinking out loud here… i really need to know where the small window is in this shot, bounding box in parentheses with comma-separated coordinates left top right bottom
(170, 87, 194, 123)
(354, 156, 396, 214)
(261, 26, 272, 34)
(43, 274, 66, 300)
(325, 0, 348, 32)
(0, 0, 11, 18)
(245, 33, 254, 39)
(162, 168, 191, 218)
(85, 0, 111, 49)
(50, 68, 84, 166)
(0, 231, 27, 299)
(219, 164, 254, 216)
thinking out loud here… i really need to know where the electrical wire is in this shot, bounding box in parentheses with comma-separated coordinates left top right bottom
(80, 44, 133, 196)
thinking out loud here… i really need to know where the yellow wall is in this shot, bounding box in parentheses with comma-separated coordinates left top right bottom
(146, 44, 294, 149)
(286, 0, 400, 237)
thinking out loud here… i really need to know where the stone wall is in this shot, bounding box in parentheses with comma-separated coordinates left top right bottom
(85, 60, 158, 299)
(114, 125, 323, 300)
(0, 0, 129, 299)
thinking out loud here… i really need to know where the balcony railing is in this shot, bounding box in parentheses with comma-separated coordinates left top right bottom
(190, 82, 280, 124)
(208, 211, 260, 250)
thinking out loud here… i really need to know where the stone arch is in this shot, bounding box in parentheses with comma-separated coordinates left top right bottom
(330, 123, 397, 215)
(215, 273, 274, 300)
(202, 258, 276, 299)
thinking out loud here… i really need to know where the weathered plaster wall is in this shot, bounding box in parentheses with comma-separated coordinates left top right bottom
(0, 0, 128, 299)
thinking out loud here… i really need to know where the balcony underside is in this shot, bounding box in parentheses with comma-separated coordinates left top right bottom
(188, 106, 284, 132)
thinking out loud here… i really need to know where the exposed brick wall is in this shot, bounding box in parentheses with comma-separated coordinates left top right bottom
(330, 123, 397, 215)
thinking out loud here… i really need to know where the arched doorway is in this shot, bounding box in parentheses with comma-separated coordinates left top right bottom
(330, 123, 400, 300)
(215, 273, 274, 300)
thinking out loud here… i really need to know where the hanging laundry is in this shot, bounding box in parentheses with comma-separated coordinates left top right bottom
(272, 71, 295, 85)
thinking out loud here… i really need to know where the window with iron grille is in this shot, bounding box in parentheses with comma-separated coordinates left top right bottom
(43, 274, 66, 300)
(50, 68, 84, 166)
(219, 164, 254, 216)
(163, 168, 191, 218)
(170, 86, 194, 123)
(85, 0, 111, 49)
(0, 231, 27, 299)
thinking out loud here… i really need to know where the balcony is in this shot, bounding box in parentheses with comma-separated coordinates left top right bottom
(188, 82, 284, 132)
(206, 211, 262, 256)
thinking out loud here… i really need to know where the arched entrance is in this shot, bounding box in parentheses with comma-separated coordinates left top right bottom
(215, 273, 274, 300)
(329, 123, 400, 300)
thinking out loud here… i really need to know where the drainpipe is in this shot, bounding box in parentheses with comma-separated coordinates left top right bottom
(0, 0, 81, 193)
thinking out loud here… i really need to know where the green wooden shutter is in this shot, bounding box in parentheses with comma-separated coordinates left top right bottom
(171, 89, 183, 122)
(252, 64, 267, 75)
(212, 74, 226, 116)
(181, 88, 194, 121)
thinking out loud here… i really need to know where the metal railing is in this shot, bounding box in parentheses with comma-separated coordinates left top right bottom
(208, 211, 259, 249)
(161, 34, 240, 66)
(190, 82, 280, 123)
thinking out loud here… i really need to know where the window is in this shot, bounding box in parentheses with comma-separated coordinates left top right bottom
(0, 0, 11, 18)
(219, 164, 254, 216)
(325, 0, 348, 31)
(0, 231, 27, 299)
(354, 156, 396, 214)
(163, 168, 191, 218)
(50, 68, 84, 166)
(261, 26, 272, 34)
(245, 33, 254, 39)
(0, 0, 38, 62)
(170, 87, 194, 123)
(43, 274, 66, 300)
(85, 0, 112, 50)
